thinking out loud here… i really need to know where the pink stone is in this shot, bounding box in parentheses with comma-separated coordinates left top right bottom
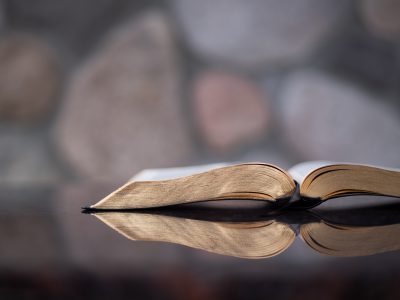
(193, 72, 269, 152)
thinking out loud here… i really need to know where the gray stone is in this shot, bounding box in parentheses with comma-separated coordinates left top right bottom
(359, 0, 400, 41)
(0, 131, 63, 184)
(172, 0, 349, 68)
(193, 71, 270, 152)
(321, 32, 398, 91)
(0, 34, 61, 122)
(5, 0, 144, 55)
(279, 69, 400, 167)
(55, 11, 193, 182)
(0, 1, 4, 30)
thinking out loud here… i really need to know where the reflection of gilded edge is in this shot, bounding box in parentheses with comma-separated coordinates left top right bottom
(93, 212, 400, 259)
(94, 213, 295, 259)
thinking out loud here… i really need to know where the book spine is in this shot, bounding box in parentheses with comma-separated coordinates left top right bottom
(286, 182, 322, 210)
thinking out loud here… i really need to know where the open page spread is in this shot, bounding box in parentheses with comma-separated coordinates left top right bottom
(288, 161, 333, 184)
(131, 161, 399, 184)
(132, 161, 342, 183)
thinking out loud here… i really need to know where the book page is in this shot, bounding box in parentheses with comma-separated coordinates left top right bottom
(288, 161, 333, 184)
(131, 163, 230, 181)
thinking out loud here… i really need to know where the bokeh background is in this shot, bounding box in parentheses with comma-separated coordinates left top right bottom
(1, 1, 400, 299)
(0, 0, 399, 185)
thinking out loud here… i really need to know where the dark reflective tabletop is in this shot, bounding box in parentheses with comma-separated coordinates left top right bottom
(2, 184, 400, 300)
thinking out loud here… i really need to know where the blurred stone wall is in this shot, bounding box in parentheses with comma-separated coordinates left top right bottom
(0, 0, 399, 184)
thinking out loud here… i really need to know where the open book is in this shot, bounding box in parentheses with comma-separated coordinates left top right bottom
(88, 161, 400, 210)
(89, 204, 400, 258)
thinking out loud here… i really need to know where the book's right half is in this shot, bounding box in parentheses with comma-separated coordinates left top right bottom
(295, 163, 400, 201)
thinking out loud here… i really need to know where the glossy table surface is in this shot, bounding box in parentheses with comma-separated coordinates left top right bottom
(1, 184, 400, 300)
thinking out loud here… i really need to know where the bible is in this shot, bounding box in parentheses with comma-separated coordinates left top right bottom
(87, 161, 400, 210)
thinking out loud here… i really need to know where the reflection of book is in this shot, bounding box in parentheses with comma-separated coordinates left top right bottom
(90, 204, 400, 259)
(94, 213, 295, 259)
(88, 161, 400, 210)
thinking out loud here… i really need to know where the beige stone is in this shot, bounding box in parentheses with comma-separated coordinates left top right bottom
(55, 11, 193, 181)
(359, 0, 400, 40)
(0, 34, 60, 122)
